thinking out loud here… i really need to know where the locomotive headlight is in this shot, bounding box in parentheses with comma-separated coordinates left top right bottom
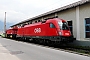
(58, 32, 62, 35)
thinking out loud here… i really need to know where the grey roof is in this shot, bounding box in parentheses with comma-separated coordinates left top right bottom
(11, 0, 90, 27)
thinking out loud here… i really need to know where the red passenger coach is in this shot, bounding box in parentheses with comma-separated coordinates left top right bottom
(17, 18, 75, 42)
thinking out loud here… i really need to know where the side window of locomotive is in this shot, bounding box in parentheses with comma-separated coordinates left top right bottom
(50, 23, 55, 28)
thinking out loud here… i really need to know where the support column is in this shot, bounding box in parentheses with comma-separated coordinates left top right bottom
(42, 17, 44, 21)
(55, 13, 58, 17)
(76, 6, 80, 40)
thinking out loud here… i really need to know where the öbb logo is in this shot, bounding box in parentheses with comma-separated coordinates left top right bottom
(34, 28, 41, 33)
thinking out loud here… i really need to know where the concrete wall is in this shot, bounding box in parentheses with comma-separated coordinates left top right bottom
(57, 3, 90, 41)
(71, 3, 90, 46)
(43, 13, 55, 19)
(79, 3, 90, 40)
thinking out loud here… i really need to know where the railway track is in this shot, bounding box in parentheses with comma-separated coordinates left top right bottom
(32, 41, 90, 55)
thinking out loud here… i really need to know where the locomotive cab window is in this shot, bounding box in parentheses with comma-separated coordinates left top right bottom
(58, 21, 69, 30)
(50, 23, 55, 28)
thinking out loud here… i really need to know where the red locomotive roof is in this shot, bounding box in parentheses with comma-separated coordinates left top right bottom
(24, 22, 42, 27)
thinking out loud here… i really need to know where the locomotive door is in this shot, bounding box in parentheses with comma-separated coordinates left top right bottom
(47, 23, 57, 36)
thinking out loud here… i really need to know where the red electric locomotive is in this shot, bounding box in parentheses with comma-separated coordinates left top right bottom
(17, 18, 75, 42)
(6, 26, 18, 38)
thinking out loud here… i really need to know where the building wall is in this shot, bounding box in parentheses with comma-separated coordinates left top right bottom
(72, 3, 90, 46)
(56, 3, 90, 41)
(79, 3, 90, 40)
(43, 13, 55, 19)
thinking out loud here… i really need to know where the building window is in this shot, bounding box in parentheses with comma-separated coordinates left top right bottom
(35, 21, 37, 23)
(50, 23, 55, 28)
(38, 20, 41, 22)
(30, 22, 32, 24)
(67, 21, 73, 34)
(85, 18, 90, 38)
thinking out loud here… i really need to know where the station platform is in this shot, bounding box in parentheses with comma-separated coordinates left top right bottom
(0, 43, 20, 60)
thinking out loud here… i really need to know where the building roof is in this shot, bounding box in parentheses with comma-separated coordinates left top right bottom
(11, 0, 90, 27)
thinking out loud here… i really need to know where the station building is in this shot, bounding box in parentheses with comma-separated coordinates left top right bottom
(11, 0, 90, 46)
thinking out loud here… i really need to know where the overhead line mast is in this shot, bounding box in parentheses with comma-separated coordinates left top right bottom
(4, 12, 6, 34)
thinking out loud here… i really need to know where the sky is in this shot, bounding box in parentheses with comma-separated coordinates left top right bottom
(0, 0, 81, 27)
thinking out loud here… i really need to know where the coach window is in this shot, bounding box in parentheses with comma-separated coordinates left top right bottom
(38, 20, 41, 22)
(50, 23, 55, 28)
